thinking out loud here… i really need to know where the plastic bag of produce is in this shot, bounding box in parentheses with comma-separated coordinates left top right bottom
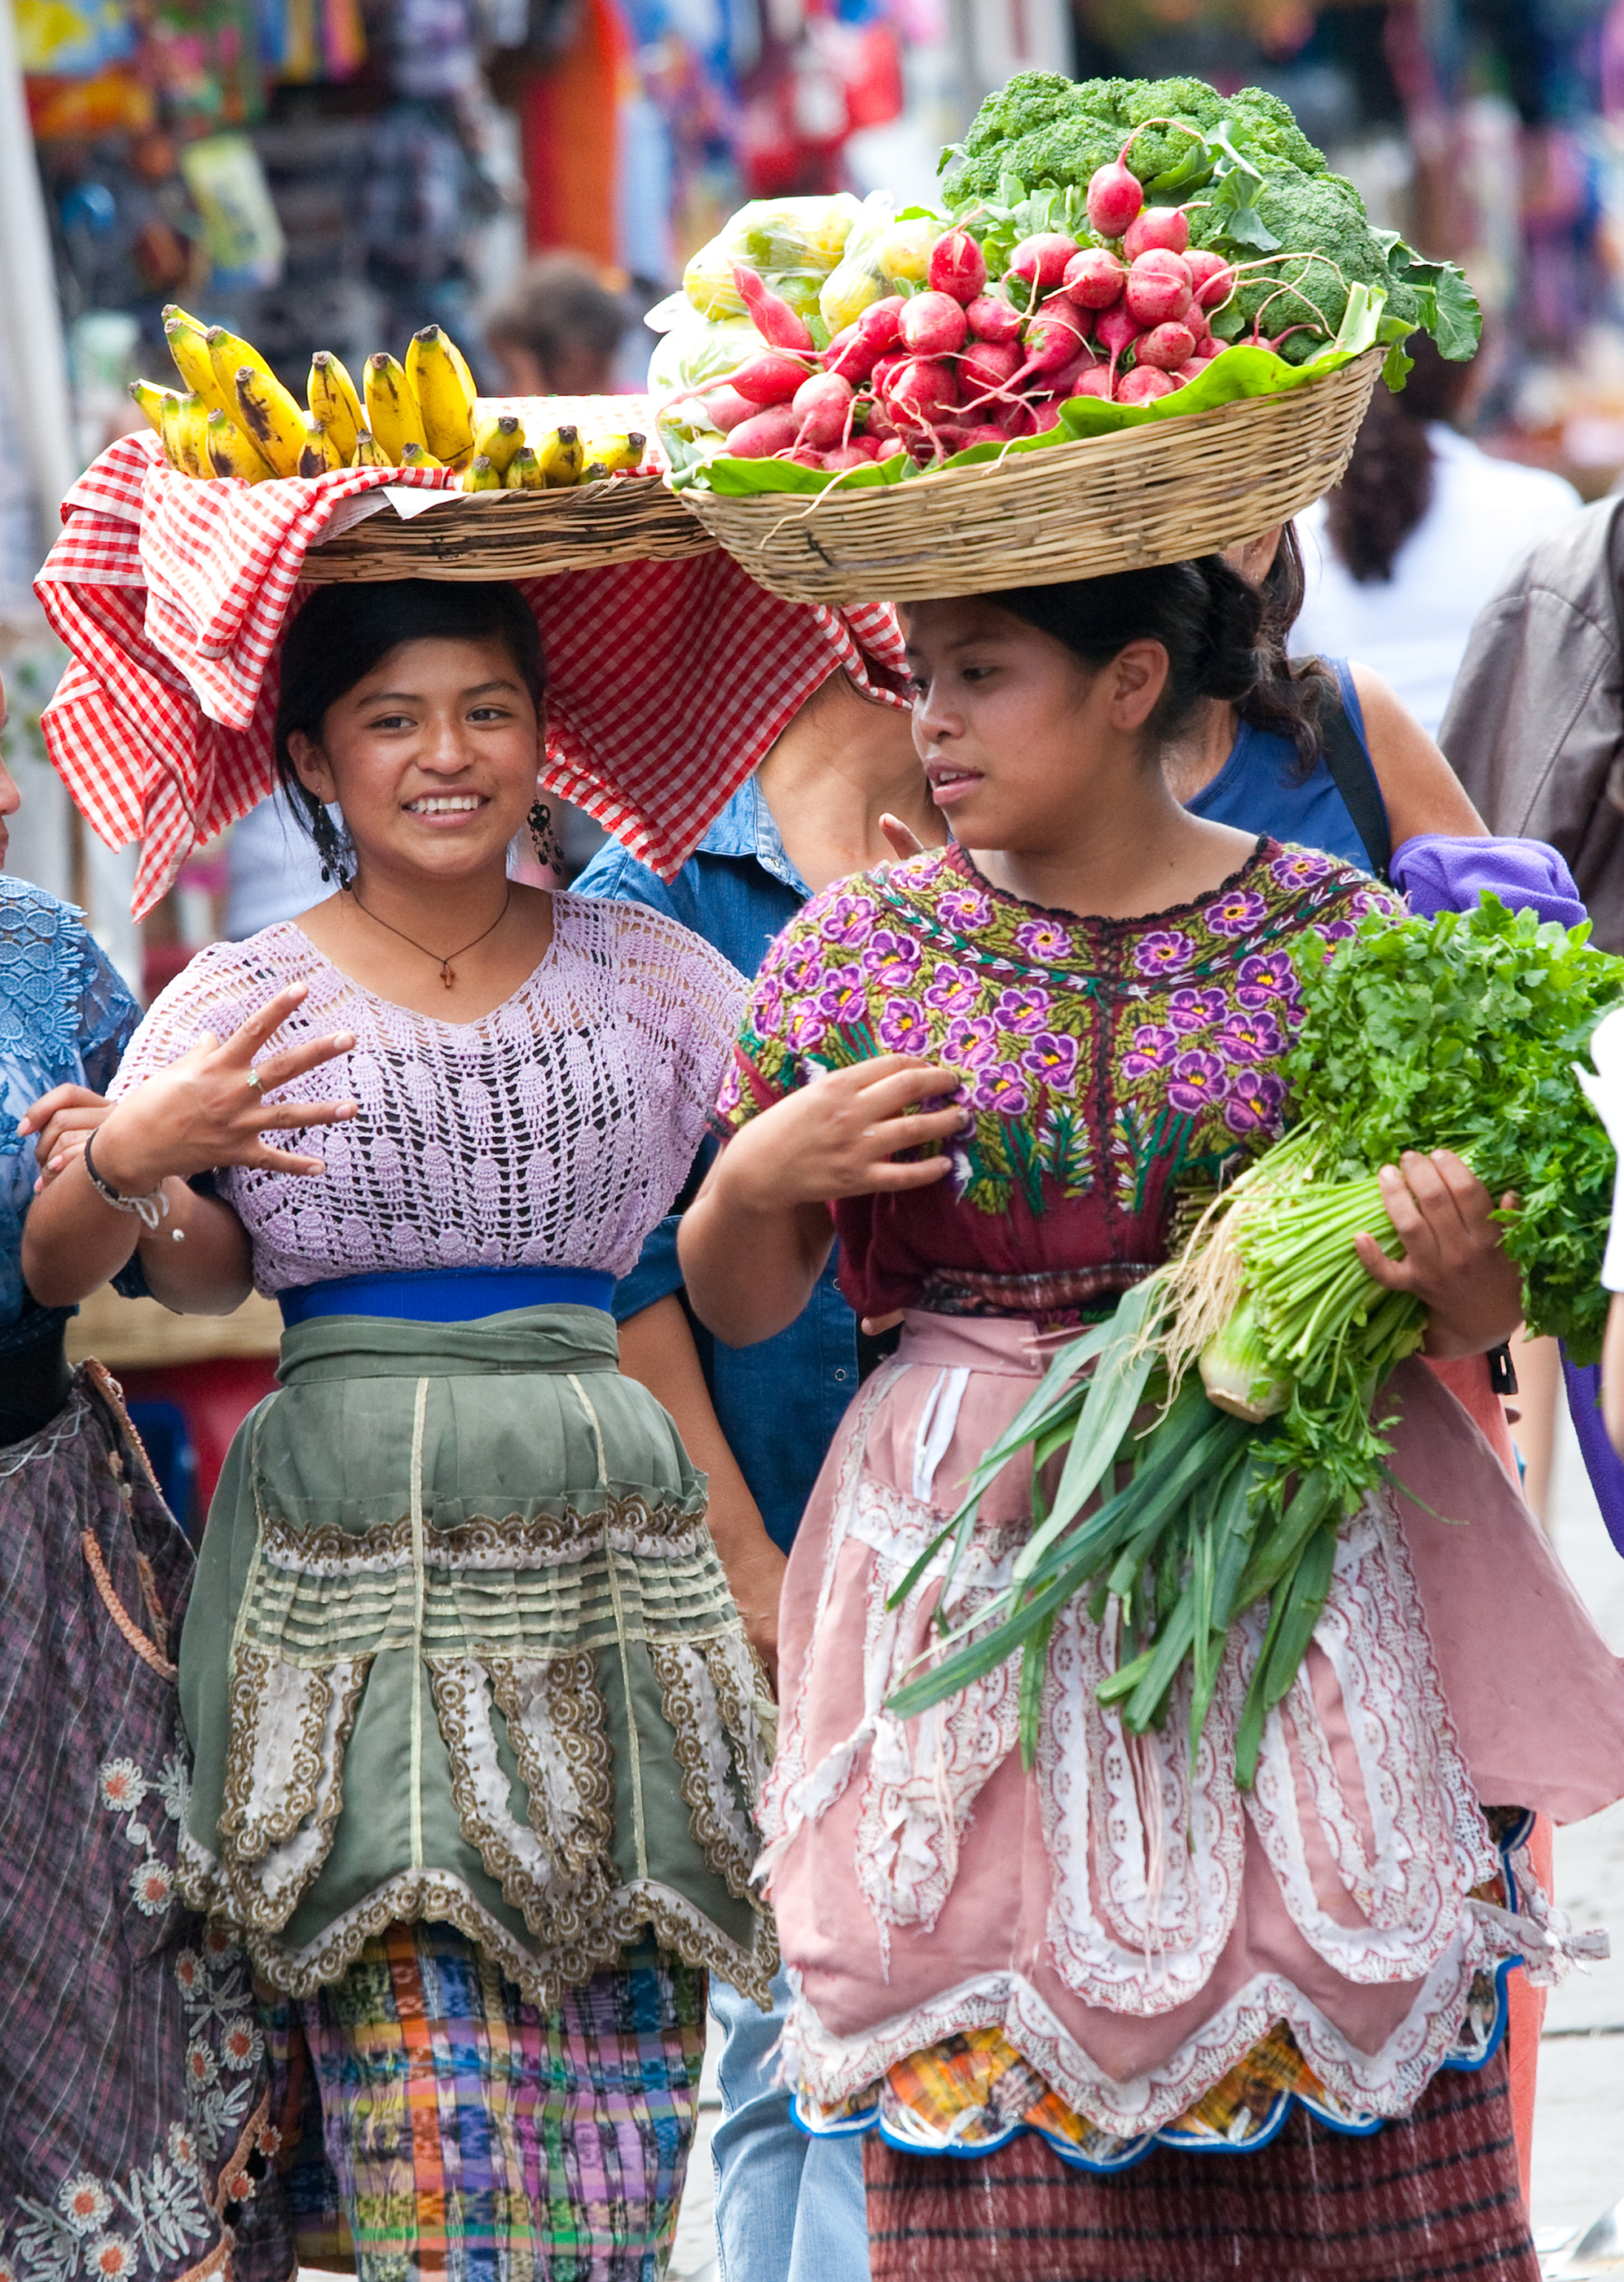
(682, 193, 863, 322)
(819, 192, 948, 332)
(648, 312, 759, 402)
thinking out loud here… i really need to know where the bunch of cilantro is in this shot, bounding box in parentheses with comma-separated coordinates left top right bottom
(940, 72, 1479, 374)
(1285, 895, 1624, 1362)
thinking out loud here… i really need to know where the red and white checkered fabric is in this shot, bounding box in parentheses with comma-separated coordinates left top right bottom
(34, 432, 909, 919)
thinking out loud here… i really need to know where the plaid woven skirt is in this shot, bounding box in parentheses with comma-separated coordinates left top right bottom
(862, 2042, 1539, 2282)
(265, 1919, 706, 2281)
(0, 1365, 291, 2282)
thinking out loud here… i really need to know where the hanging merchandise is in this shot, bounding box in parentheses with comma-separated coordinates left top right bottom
(179, 134, 287, 289)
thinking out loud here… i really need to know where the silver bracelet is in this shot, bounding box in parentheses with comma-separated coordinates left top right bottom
(83, 1128, 173, 1234)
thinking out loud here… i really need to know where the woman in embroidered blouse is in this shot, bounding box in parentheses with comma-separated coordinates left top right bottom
(677, 561, 1624, 2282)
(23, 580, 777, 2282)
(0, 677, 290, 2282)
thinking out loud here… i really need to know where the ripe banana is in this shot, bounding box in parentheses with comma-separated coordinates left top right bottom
(158, 391, 210, 478)
(130, 378, 182, 438)
(298, 416, 343, 478)
(205, 407, 274, 482)
(503, 445, 543, 491)
(535, 424, 583, 487)
(470, 412, 523, 476)
(364, 354, 427, 463)
(398, 440, 444, 470)
(581, 430, 645, 473)
(352, 430, 389, 468)
(406, 325, 476, 462)
(307, 351, 363, 462)
(580, 462, 610, 484)
(233, 364, 307, 478)
(207, 324, 279, 407)
(461, 455, 501, 491)
(162, 309, 232, 419)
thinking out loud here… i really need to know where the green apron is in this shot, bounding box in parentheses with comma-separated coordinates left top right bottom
(175, 1304, 777, 2008)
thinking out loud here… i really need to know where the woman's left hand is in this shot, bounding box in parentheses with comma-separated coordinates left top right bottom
(1353, 1149, 1523, 1359)
(19, 1084, 111, 1189)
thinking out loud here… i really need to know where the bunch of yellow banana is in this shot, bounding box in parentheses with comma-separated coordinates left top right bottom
(131, 310, 482, 482)
(130, 308, 652, 491)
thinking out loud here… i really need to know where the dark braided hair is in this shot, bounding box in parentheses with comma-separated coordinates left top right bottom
(1323, 334, 1474, 584)
(1240, 522, 1336, 770)
(988, 554, 1272, 748)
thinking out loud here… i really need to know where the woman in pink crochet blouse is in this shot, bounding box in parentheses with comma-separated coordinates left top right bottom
(23, 578, 777, 2280)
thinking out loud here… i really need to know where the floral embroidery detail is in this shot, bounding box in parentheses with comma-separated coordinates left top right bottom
(1133, 928, 1197, 978)
(183, 2042, 218, 2094)
(939, 886, 994, 932)
(726, 844, 1397, 1228)
(219, 2019, 263, 2073)
(1020, 1033, 1080, 1090)
(1271, 849, 1332, 888)
(922, 964, 983, 1017)
(1167, 1051, 1229, 1116)
(1224, 1068, 1287, 1136)
(1204, 887, 1270, 937)
(57, 2185, 110, 2240)
(85, 2240, 134, 2282)
(993, 986, 1051, 1037)
(1013, 916, 1072, 963)
(99, 1760, 145, 1812)
(130, 1859, 174, 1915)
(875, 998, 931, 1055)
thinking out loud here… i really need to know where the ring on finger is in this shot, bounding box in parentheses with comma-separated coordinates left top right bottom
(246, 1068, 264, 1094)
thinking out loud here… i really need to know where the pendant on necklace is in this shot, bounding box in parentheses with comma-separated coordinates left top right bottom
(441, 962, 455, 988)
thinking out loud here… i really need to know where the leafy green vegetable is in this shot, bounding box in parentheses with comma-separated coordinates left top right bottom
(883, 896, 1624, 1788)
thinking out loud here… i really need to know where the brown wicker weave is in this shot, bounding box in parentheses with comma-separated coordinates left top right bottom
(301, 474, 716, 582)
(680, 348, 1384, 605)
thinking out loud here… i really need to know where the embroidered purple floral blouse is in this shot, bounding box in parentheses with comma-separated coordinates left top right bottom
(718, 837, 1397, 1324)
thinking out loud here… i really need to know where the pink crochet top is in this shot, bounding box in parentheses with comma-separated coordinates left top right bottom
(111, 892, 746, 1293)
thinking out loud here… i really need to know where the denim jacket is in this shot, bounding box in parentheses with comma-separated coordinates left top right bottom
(572, 778, 864, 1553)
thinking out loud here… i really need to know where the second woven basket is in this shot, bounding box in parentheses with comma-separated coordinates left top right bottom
(680, 348, 1383, 606)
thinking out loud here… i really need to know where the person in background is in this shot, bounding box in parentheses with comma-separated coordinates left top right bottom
(573, 662, 941, 2282)
(0, 673, 289, 2279)
(484, 252, 632, 398)
(1292, 336, 1580, 738)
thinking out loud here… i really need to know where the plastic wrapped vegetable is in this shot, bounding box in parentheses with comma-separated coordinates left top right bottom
(682, 194, 863, 324)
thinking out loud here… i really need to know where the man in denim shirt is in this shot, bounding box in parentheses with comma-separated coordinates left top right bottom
(574, 664, 939, 2282)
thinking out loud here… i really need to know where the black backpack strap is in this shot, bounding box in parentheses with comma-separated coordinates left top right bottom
(1317, 677, 1392, 881)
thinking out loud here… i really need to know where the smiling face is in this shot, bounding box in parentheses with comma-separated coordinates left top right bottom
(902, 597, 1169, 856)
(287, 636, 541, 889)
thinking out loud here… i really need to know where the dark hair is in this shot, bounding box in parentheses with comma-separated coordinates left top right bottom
(988, 554, 1269, 748)
(274, 579, 545, 855)
(1248, 522, 1335, 769)
(484, 253, 628, 374)
(1324, 334, 1474, 583)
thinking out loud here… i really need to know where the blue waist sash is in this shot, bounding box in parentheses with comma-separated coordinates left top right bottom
(277, 1263, 616, 1328)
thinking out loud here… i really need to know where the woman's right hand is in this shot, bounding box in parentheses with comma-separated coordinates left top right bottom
(716, 1054, 966, 1216)
(89, 982, 359, 1194)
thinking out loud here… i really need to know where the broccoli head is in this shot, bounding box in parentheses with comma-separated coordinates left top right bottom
(1190, 166, 1416, 360)
(957, 72, 1084, 161)
(1224, 88, 1327, 177)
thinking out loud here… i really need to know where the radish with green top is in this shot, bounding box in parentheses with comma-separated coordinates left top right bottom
(728, 350, 815, 405)
(790, 371, 855, 449)
(927, 227, 987, 305)
(1118, 366, 1175, 403)
(725, 404, 801, 456)
(966, 293, 1024, 343)
(1085, 156, 1143, 238)
(899, 292, 970, 357)
(1125, 251, 1192, 327)
(1185, 249, 1236, 310)
(1062, 247, 1127, 308)
(1007, 233, 1080, 294)
(962, 337, 1023, 398)
(732, 265, 815, 352)
(1137, 320, 1197, 371)
(1124, 206, 1190, 259)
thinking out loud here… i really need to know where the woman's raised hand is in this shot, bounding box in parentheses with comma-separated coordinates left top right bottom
(720, 1054, 967, 1214)
(1353, 1148, 1524, 1359)
(19, 1084, 112, 1189)
(84, 983, 359, 1194)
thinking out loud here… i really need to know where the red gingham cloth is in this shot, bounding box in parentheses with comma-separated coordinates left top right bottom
(34, 432, 908, 919)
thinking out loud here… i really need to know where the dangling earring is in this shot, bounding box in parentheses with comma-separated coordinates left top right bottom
(311, 802, 354, 889)
(528, 799, 564, 874)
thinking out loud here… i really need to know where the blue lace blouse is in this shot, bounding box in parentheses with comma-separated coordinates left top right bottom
(0, 876, 140, 1346)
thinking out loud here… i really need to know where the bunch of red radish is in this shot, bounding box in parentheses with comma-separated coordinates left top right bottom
(684, 154, 1241, 473)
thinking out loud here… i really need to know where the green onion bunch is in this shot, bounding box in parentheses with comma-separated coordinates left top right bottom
(888, 896, 1624, 1786)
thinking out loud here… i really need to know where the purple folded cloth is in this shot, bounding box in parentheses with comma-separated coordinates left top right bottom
(1390, 833, 1587, 928)
(1391, 834, 1624, 1554)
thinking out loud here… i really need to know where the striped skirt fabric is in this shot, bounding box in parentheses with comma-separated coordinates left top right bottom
(862, 2042, 1540, 2282)
(265, 1920, 706, 2281)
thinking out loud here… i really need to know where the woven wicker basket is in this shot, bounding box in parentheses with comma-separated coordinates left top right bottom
(680, 348, 1384, 606)
(301, 474, 715, 583)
